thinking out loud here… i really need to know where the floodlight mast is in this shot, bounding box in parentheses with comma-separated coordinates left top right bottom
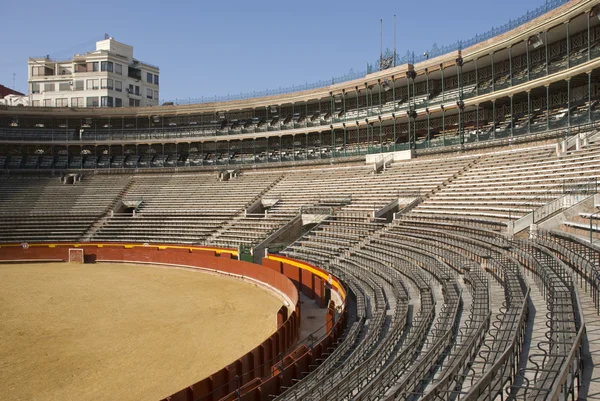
(394, 15, 397, 67)
(380, 19, 383, 69)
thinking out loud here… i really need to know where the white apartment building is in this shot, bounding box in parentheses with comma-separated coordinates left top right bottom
(28, 37, 159, 108)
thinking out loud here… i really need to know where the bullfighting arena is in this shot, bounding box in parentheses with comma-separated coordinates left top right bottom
(0, 262, 284, 401)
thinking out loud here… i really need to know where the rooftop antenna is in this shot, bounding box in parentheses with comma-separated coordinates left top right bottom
(380, 19, 383, 70)
(104, 33, 110, 40)
(394, 15, 397, 67)
(12, 73, 16, 90)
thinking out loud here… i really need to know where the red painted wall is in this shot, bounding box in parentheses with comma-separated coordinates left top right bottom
(0, 243, 347, 401)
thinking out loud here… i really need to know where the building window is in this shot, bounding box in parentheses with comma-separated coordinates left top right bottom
(154, 90, 159, 100)
(128, 85, 141, 96)
(128, 67, 141, 80)
(91, 62, 99, 72)
(32, 100, 41, 107)
(115, 63, 122, 74)
(115, 81, 122, 92)
(154, 74, 159, 85)
(31, 83, 40, 94)
(86, 97, 99, 107)
(129, 98, 140, 107)
(44, 83, 55, 92)
(146, 88, 153, 99)
(56, 98, 68, 107)
(101, 61, 113, 72)
(43, 99, 52, 107)
(86, 79, 99, 90)
(101, 78, 113, 89)
(101, 96, 113, 107)
(115, 98, 122, 107)
(74, 80, 84, 91)
(59, 82, 71, 91)
(146, 72, 152, 83)
(71, 97, 84, 107)
(31, 66, 52, 76)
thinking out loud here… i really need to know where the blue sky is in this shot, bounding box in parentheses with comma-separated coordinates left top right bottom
(0, 0, 555, 102)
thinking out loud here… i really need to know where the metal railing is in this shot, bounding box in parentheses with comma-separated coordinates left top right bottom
(507, 189, 561, 233)
(393, 196, 423, 219)
(299, 206, 334, 215)
(462, 274, 529, 401)
(385, 0, 570, 67)
(534, 228, 600, 314)
(508, 178, 598, 235)
(159, 0, 568, 105)
(161, 69, 367, 105)
(191, 302, 347, 401)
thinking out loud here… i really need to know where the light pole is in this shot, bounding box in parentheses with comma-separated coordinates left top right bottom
(591, 209, 600, 244)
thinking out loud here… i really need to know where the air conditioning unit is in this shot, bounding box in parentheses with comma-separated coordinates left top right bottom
(592, 5, 600, 20)
(528, 33, 543, 49)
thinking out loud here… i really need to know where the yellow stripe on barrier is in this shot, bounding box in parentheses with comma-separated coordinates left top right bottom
(266, 255, 346, 300)
(0, 243, 239, 257)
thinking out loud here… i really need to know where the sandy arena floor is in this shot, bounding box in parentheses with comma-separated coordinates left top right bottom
(0, 262, 283, 401)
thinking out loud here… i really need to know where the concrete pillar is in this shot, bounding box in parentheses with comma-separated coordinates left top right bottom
(529, 223, 539, 239)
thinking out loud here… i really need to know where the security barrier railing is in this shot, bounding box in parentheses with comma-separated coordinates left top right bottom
(156, 0, 570, 105)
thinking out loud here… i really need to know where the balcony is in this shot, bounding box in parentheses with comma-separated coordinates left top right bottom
(128, 66, 142, 81)
(126, 89, 141, 98)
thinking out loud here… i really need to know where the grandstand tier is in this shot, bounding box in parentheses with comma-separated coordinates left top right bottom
(3, 1, 600, 400)
(1, 0, 600, 172)
(1, 128, 599, 400)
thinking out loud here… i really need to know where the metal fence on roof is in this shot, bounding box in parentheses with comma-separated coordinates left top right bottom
(392, 0, 569, 66)
(158, 0, 567, 105)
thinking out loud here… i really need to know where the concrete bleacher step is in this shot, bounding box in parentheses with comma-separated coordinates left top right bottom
(0, 175, 132, 243)
(587, 130, 600, 144)
(204, 174, 287, 246)
(561, 213, 600, 243)
(422, 277, 473, 394)
(83, 177, 135, 242)
(460, 273, 505, 394)
(518, 271, 550, 388)
(578, 293, 600, 400)
(416, 269, 445, 356)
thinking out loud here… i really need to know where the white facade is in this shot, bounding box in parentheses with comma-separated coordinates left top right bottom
(28, 38, 159, 108)
(0, 94, 30, 107)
